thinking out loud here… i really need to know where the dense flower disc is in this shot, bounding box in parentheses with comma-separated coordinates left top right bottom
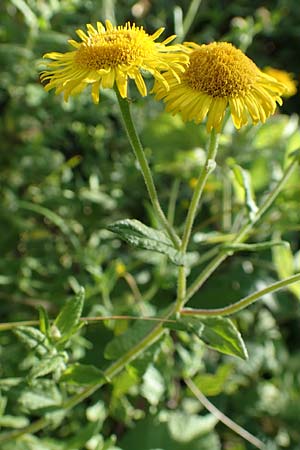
(263, 67, 297, 98)
(153, 42, 286, 132)
(40, 20, 188, 103)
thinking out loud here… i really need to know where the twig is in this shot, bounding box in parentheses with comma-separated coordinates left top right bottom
(184, 377, 266, 449)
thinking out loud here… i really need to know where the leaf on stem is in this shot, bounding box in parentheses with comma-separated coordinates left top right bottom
(60, 363, 105, 385)
(272, 233, 300, 299)
(229, 160, 258, 221)
(13, 326, 49, 356)
(53, 287, 85, 343)
(165, 316, 248, 360)
(107, 219, 184, 265)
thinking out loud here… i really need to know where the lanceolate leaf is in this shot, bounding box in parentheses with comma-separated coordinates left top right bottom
(107, 219, 184, 265)
(177, 317, 248, 360)
(60, 363, 105, 385)
(29, 354, 67, 379)
(230, 163, 258, 221)
(13, 326, 49, 356)
(54, 287, 85, 339)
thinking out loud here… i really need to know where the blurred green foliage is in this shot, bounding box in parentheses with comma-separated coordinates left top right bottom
(1, 0, 300, 449)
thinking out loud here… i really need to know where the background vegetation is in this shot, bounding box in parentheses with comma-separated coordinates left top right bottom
(1, 0, 300, 449)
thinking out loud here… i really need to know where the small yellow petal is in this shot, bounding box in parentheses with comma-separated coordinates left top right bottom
(92, 81, 100, 103)
(134, 71, 147, 96)
(68, 39, 81, 49)
(76, 29, 88, 42)
(101, 69, 115, 89)
(116, 73, 128, 98)
(105, 19, 114, 31)
(97, 21, 105, 32)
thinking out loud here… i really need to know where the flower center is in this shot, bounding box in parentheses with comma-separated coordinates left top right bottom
(184, 42, 258, 98)
(74, 29, 154, 70)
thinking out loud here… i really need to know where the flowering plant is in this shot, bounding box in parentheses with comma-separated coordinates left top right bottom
(1, 10, 300, 449)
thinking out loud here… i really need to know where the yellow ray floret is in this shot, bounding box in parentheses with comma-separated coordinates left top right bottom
(263, 67, 297, 98)
(153, 42, 286, 132)
(40, 20, 189, 103)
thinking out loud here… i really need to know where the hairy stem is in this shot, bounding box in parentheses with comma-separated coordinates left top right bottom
(181, 272, 300, 316)
(181, 129, 219, 253)
(116, 90, 181, 249)
(168, 178, 180, 225)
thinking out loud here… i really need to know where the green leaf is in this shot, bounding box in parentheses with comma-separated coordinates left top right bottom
(18, 380, 62, 412)
(64, 421, 101, 450)
(60, 363, 104, 385)
(229, 162, 258, 221)
(167, 411, 218, 443)
(54, 287, 85, 340)
(120, 415, 221, 450)
(104, 320, 159, 360)
(13, 326, 49, 356)
(0, 415, 29, 428)
(272, 235, 300, 299)
(29, 354, 67, 379)
(141, 365, 165, 405)
(181, 317, 248, 360)
(112, 367, 139, 399)
(198, 317, 248, 359)
(192, 363, 233, 396)
(273, 236, 294, 280)
(38, 306, 50, 336)
(107, 219, 184, 265)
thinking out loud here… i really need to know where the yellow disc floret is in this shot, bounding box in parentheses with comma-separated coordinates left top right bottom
(41, 20, 188, 103)
(153, 41, 286, 132)
(185, 42, 257, 98)
(74, 27, 156, 69)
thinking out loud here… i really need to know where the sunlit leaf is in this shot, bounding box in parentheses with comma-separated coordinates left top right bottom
(13, 326, 49, 356)
(167, 411, 218, 443)
(29, 354, 67, 379)
(60, 363, 104, 385)
(107, 219, 184, 265)
(192, 364, 233, 396)
(54, 287, 85, 340)
(173, 317, 248, 360)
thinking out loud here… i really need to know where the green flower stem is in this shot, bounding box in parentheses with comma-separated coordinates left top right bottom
(186, 156, 298, 301)
(116, 89, 181, 249)
(181, 272, 300, 317)
(168, 178, 180, 225)
(181, 129, 219, 254)
(174, 265, 187, 314)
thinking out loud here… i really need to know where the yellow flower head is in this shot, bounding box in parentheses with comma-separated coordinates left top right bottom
(153, 42, 286, 132)
(263, 67, 297, 98)
(41, 20, 188, 103)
